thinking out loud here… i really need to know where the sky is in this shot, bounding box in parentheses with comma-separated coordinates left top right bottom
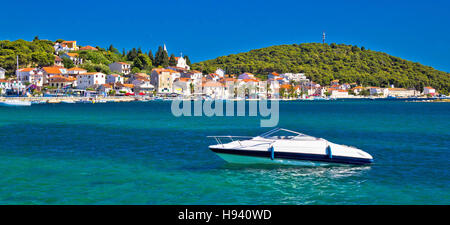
(1, 0, 449, 72)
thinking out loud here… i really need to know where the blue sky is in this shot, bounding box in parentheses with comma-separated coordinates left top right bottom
(1, 0, 449, 72)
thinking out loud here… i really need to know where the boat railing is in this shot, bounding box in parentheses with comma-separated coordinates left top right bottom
(207, 136, 275, 148)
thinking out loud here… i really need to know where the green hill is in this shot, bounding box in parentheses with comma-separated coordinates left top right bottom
(192, 43, 450, 94)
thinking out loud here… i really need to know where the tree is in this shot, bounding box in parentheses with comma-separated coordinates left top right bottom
(127, 48, 138, 61)
(33, 36, 39, 41)
(169, 54, 177, 66)
(108, 44, 119, 54)
(148, 50, 154, 63)
(184, 55, 191, 67)
(62, 57, 74, 68)
(154, 46, 169, 67)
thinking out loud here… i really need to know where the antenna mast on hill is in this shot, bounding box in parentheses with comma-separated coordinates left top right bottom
(322, 31, 326, 44)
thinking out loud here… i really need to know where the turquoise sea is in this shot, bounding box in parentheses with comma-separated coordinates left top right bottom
(0, 100, 448, 204)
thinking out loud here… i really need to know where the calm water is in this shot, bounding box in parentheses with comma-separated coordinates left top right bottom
(0, 100, 448, 204)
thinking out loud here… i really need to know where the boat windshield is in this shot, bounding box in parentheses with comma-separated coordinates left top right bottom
(258, 128, 319, 140)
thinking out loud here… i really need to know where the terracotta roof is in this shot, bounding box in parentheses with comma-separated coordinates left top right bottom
(19, 68, 36, 72)
(178, 77, 191, 82)
(280, 84, 292, 89)
(270, 72, 280, 76)
(54, 56, 63, 61)
(79, 46, 98, 50)
(43, 67, 65, 74)
(67, 67, 86, 71)
(66, 53, 79, 57)
(388, 88, 408, 91)
(424, 86, 434, 89)
(115, 62, 130, 65)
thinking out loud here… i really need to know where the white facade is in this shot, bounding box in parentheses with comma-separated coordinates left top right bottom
(0, 67, 5, 79)
(106, 74, 123, 84)
(109, 62, 131, 75)
(16, 68, 44, 87)
(76, 72, 106, 89)
(423, 87, 436, 95)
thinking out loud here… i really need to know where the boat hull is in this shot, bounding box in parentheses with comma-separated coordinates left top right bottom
(210, 148, 373, 166)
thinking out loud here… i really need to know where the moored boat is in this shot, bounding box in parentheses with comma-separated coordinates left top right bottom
(0, 100, 32, 106)
(208, 128, 373, 166)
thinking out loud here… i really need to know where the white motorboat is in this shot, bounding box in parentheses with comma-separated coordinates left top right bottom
(0, 100, 32, 106)
(208, 128, 373, 166)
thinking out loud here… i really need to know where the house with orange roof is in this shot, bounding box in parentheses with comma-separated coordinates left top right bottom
(215, 68, 225, 78)
(202, 81, 225, 99)
(114, 83, 134, 94)
(423, 87, 436, 96)
(61, 52, 83, 65)
(48, 76, 76, 89)
(150, 68, 181, 93)
(109, 62, 131, 75)
(54, 55, 63, 67)
(54, 41, 78, 52)
(172, 78, 193, 96)
(106, 74, 123, 84)
(16, 68, 45, 87)
(268, 72, 280, 80)
(42, 66, 68, 84)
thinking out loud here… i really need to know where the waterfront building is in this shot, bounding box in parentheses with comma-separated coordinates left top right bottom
(202, 81, 224, 99)
(423, 87, 436, 96)
(48, 75, 76, 89)
(331, 79, 340, 86)
(330, 89, 349, 98)
(16, 68, 45, 87)
(369, 87, 388, 97)
(173, 78, 192, 96)
(76, 72, 106, 89)
(109, 62, 131, 75)
(106, 74, 123, 84)
(151, 68, 180, 93)
(351, 86, 365, 95)
(42, 66, 67, 84)
(387, 88, 416, 97)
(132, 76, 154, 94)
(0, 79, 9, 94)
(114, 83, 134, 94)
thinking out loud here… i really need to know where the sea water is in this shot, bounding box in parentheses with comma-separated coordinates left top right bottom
(0, 100, 448, 204)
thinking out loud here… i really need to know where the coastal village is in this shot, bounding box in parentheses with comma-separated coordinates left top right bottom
(0, 40, 440, 103)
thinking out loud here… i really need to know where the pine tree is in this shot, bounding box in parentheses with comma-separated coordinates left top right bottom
(169, 54, 176, 66)
(154, 46, 168, 67)
(184, 55, 191, 67)
(148, 50, 154, 64)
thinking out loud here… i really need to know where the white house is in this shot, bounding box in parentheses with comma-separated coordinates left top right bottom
(76, 72, 106, 89)
(330, 89, 349, 98)
(281, 73, 308, 83)
(369, 87, 388, 97)
(54, 41, 78, 52)
(202, 81, 224, 99)
(61, 53, 83, 65)
(109, 62, 131, 75)
(16, 68, 44, 87)
(132, 77, 154, 93)
(423, 87, 436, 96)
(173, 78, 192, 96)
(106, 74, 123, 84)
(0, 67, 6, 79)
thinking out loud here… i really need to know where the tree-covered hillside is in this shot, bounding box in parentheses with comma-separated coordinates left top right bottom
(0, 38, 55, 73)
(192, 43, 450, 94)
